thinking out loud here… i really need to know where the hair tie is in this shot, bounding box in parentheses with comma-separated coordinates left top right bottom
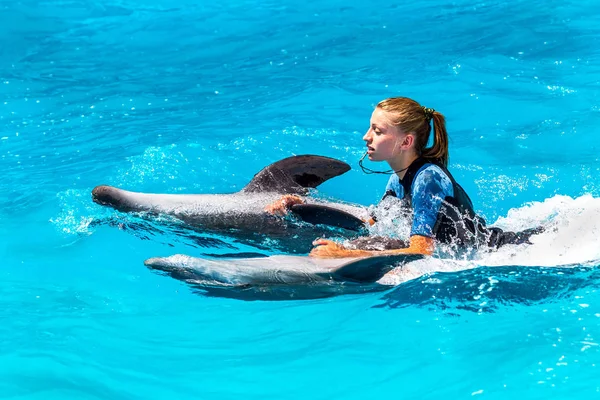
(422, 106, 435, 121)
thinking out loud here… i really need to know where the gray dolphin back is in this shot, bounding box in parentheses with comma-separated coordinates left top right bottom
(90, 155, 364, 253)
(144, 253, 424, 300)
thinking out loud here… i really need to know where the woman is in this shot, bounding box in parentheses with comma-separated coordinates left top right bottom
(266, 97, 541, 258)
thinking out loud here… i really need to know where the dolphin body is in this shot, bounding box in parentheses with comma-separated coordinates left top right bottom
(92, 155, 370, 252)
(144, 253, 424, 301)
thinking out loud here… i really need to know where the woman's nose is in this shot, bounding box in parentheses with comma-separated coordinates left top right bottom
(363, 129, 371, 142)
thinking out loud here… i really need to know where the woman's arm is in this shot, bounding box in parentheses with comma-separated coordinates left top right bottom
(309, 235, 434, 258)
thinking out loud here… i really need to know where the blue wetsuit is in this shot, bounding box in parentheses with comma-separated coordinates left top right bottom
(379, 157, 542, 248)
(384, 164, 453, 239)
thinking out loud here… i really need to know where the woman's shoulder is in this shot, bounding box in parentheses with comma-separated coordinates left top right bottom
(412, 163, 453, 195)
(417, 163, 450, 179)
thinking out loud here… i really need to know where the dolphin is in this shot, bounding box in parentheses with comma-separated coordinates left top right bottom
(143, 253, 425, 301)
(92, 155, 370, 252)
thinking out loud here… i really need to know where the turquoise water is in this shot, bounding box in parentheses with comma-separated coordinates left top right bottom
(2, 0, 600, 398)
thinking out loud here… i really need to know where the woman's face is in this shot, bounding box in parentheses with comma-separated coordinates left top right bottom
(362, 108, 408, 162)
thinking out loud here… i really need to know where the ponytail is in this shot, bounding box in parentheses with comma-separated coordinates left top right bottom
(421, 112, 449, 167)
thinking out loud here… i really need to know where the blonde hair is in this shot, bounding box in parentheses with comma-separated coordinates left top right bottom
(376, 97, 449, 167)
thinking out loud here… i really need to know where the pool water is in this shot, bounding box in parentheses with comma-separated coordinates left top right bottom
(2, 0, 600, 398)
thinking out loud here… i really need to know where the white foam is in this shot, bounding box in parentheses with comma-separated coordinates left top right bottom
(366, 197, 412, 239)
(478, 194, 600, 267)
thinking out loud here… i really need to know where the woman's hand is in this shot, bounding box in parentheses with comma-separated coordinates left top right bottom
(309, 239, 372, 259)
(264, 195, 304, 216)
(362, 217, 376, 226)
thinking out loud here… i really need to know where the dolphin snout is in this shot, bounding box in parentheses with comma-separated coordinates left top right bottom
(91, 185, 136, 212)
(144, 256, 202, 281)
(144, 257, 167, 268)
(92, 185, 114, 204)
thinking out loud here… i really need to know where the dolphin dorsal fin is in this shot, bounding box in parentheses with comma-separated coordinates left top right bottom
(242, 155, 351, 194)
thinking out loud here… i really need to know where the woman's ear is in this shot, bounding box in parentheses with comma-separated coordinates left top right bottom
(404, 133, 415, 149)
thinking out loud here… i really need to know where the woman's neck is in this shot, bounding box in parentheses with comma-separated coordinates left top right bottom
(388, 153, 419, 179)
